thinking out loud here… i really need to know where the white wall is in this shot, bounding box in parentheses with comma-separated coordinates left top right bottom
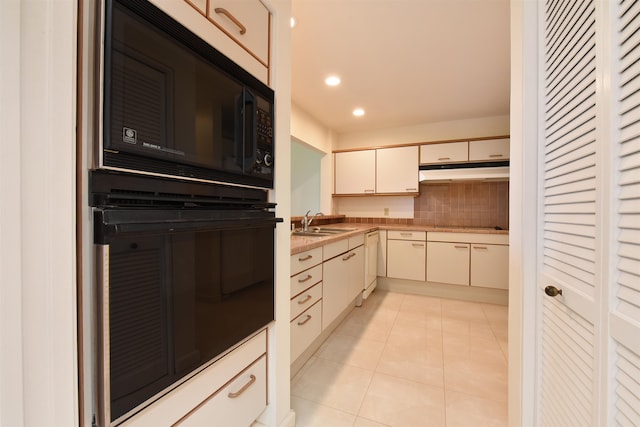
(334, 196, 414, 219)
(290, 103, 335, 214)
(1, 1, 79, 425)
(263, 1, 295, 426)
(291, 139, 323, 216)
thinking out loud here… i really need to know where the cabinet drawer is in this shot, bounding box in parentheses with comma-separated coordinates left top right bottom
(291, 301, 322, 362)
(122, 330, 266, 426)
(469, 138, 510, 161)
(420, 141, 468, 164)
(290, 264, 322, 298)
(349, 233, 365, 249)
(290, 282, 322, 321)
(291, 247, 322, 276)
(176, 355, 267, 427)
(428, 232, 508, 245)
(323, 239, 349, 260)
(387, 230, 426, 241)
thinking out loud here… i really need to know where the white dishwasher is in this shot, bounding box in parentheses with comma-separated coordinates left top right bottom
(363, 230, 379, 301)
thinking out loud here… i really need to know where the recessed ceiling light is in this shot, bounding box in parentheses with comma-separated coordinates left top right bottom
(290, 17, 296, 28)
(353, 108, 365, 117)
(325, 76, 341, 86)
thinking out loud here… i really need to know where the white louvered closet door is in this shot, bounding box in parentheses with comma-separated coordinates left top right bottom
(538, 0, 600, 425)
(612, 1, 640, 425)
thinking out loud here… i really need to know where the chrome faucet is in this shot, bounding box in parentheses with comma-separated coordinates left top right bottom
(301, 210, 323, 231)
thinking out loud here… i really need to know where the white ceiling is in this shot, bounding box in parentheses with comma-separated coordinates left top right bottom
(290, 0, 511, 134)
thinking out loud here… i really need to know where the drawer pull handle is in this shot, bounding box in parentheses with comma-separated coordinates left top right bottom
(454, 245, 467, 249)
(364, 189, 375, 193)
(298, 294, 312, 304)
(297, 314, 312, 326)
(412, 243, 424, 247)
(298, 274, 312, 283)
(473, 246, 488, 249)
(489, 154, 503, 158)
(227, 374, 256, 398)
(342, 252, 355, 261)
(400, 232, 412, 236)
(298, 254, 313, 262)
(437, 157, 451, 161)
(406, 188, 417, 192)
(214, 8, 247, 34)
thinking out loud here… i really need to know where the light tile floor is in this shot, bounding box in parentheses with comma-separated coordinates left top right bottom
(291, 290, 508, 427)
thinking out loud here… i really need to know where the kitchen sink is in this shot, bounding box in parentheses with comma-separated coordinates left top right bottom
(291, 227, 357, 237)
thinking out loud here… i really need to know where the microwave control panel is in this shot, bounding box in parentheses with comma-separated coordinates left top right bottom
(256, 107, 274, 168)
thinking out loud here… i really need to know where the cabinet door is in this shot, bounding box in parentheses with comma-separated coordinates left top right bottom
(377, 230, 387, 277)
(322, 252, 350, 329)
(334, 150, 376, 194)
(468, 138, 510, 161)
(470, 244, 509, 289)
(347, 246, 365, 302)
(426, 242, 470, 286)
(387, 240, 426, 281)
(419, 141, 468, 164)
(376, 146, 419, 194)
(208, 0, 270, 65)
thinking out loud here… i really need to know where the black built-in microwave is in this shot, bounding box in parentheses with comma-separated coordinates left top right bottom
(100, 0, 274, 188)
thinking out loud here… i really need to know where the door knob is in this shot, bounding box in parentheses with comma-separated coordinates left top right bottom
(544, 285, 563, 297)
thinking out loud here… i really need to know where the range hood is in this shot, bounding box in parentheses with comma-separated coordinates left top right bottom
(419, 161, 510, 182)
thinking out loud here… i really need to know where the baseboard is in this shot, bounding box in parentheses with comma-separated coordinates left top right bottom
(377, 277, 508, 305)
(252, 410, 295, 427)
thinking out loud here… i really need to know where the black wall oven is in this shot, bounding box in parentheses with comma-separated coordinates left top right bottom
(99, 0, 274, 189)
(91, 171, 280, 425)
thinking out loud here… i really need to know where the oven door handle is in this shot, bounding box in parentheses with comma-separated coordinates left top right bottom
(94, 209, 282, 244)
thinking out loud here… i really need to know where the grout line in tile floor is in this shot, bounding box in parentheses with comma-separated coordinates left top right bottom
(291, 290, 508, 427)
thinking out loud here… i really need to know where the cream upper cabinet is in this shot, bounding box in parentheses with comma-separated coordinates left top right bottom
(468, 138, 510, 162)
(376, 146, 419, 194)
(207, 0, 270, 65)
(158, 0, 270, 83)
(419, 141, 468, 164)
(334, 150, 376, 195)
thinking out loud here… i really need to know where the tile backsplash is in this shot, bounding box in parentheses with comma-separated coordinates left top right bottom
(414, 181, 509, 229)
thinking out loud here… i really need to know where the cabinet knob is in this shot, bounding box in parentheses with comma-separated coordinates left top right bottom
(544, 285, 563, 297)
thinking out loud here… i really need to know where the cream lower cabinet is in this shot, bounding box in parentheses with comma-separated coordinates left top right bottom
(386, 231, 426, 281)
(290, 249, 323, 362)
(426, 232, 509, 289)
(125, 330, 267, 427)
(470, 243, 509, 289)
(177, 356, 267, 427)
(426, 242, 470, 286)
(322, 240, 364, 330)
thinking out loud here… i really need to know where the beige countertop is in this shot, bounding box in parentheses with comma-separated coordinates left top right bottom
(290, 222, 508, 255)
